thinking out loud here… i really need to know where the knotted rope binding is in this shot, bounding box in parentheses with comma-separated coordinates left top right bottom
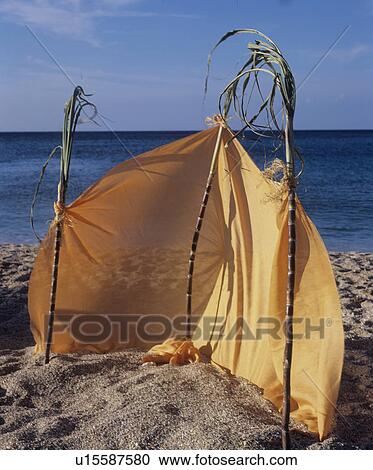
(205, 114, 228, 128)
(262, 158, 298, 203)
(53, 201, 65, 222)
(51, 201, 73, 229)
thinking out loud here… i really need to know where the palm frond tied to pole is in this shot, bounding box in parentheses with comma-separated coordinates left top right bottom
(43, 86, 96, 365)
(205, 29, 302, 450)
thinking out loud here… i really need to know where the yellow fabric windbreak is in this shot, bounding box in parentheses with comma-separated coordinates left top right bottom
(28, 126, 344, 439)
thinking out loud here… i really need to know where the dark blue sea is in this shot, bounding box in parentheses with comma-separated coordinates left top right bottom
(0, 130, 372, 251)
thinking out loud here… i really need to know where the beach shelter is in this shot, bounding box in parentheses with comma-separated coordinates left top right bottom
(28, 120, 344, 440)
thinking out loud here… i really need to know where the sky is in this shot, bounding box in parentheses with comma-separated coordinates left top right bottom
(0, 0, 372, 131)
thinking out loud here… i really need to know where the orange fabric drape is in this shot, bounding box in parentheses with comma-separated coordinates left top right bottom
(28, 126, 344, 439)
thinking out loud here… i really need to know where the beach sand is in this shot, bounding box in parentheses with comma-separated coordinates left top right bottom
(0, 244, 372, 449)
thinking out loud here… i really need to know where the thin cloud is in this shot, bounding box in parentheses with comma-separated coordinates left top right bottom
(0, 0, 199, 46)
(0, 0, 100, 45)
(21, 59, 200, 87)
(330, 43, 373, 62)
(294, 43, 373, 64)
(101, 0, 143, 5)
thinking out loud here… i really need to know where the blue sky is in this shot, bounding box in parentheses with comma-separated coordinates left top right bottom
(0, 0, 372, 131)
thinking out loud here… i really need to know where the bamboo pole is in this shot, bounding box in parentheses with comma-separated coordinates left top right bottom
(281, 114, 296, 449)
(45, 182, 66, 364)
(205, 28, 300, 450)
(186, 123, 224, 339)
(44, 86, 93, 364)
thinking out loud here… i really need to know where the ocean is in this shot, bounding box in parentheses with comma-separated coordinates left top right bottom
(0, 130, 372, 251)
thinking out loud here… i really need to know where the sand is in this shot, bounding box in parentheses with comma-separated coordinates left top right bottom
(0, 244, 372, 450)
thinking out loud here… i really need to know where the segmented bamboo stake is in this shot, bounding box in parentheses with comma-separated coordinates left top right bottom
(281, 115, 296, 449)
(44, 86, 94, 364)
(45, 182, 66, 364)
(205, 28, 300, 451)
(186, 124, 224, 339)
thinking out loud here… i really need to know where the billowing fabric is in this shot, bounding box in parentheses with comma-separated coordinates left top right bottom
(28, 126, 344, 439)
